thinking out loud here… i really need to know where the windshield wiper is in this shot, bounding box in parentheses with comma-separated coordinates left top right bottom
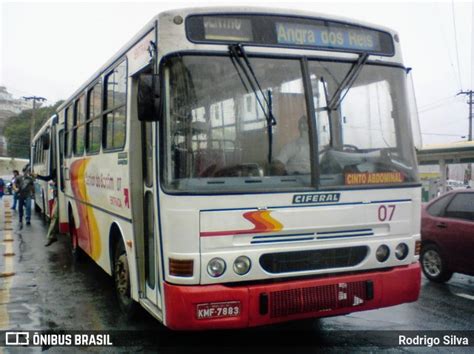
(327, 53, 368, 111)
(319, 76, 333, 147)
(229, 44, 277, 164)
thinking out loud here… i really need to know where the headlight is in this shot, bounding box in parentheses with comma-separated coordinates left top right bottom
(233, 256, 251, 275)
(395, 243, 409, 260)
(207, 258, 226, 277)
(376, 245, 390, 262)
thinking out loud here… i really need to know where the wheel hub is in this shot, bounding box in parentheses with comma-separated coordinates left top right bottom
(423, 250, 442, 277)
(115, 254, 129, 297)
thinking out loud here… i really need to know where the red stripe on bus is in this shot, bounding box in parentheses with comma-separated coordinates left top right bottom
(200, 210, 283, 237)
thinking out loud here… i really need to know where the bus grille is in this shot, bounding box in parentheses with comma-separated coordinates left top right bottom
(259, 246, 368, 273)
(268, 280, 369, 318)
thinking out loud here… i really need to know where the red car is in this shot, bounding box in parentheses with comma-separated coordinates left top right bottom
(421, 189, 474, 282)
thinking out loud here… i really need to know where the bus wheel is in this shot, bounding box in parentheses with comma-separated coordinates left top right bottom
(114, 241, 138, 318)
(420, 244, 453, 283)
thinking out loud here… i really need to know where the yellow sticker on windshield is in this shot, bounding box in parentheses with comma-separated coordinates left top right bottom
(345, 172, 404, 185)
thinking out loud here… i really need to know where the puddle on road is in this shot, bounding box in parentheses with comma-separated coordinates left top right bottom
(446, 274, 474, 301)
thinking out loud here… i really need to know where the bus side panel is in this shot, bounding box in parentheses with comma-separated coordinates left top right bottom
(65, 192, 138, 300)
(63, 151, 137, 298)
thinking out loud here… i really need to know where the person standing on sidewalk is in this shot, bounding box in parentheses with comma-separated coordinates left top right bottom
(11, 170, 19, 210)
(14, 168, 35, 228)
(0, 177, 4, 199)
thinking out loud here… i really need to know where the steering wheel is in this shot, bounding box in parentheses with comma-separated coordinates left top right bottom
(342, 144, 360, 152)
(319, 145, 360, 154)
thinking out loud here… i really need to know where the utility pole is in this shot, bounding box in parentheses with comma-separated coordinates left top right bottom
(22, 96, 47, 145)
(457, 90, 473, 184)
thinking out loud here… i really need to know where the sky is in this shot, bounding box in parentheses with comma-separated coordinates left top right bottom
(1, 0, 473, 146)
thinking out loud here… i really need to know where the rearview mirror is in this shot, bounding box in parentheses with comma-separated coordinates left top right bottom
(138, 74, 160, 122)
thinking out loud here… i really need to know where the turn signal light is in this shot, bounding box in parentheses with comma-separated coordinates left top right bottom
(415, 240, 421, 256)
(169, 258, 194, 277)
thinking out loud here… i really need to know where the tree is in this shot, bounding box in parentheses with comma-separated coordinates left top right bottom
(4, 100, 64, 158)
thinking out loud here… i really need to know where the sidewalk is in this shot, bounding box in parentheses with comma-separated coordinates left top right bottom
(0, 196, 15, 330)
(0, 196, 52, 333)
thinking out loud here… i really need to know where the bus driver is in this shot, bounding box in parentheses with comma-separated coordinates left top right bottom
(273, 115, 310, 175)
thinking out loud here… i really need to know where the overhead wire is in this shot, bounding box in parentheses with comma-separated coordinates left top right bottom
(418, 98, 458, 113)
(418, 96, 457, 111)
(451, 0, 464, 90)
(437, 2, 462, 91)
(471, 0, 474, 89)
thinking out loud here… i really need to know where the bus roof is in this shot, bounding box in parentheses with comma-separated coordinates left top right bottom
(32, 115, 57, 142)
(164, 6, 398, 34)
(57, 6, 399, 112)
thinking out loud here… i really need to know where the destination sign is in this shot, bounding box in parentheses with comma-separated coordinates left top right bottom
(203, 17, 253, 41)
(276, 22, 381, 52)
(186, 15, 394, 56)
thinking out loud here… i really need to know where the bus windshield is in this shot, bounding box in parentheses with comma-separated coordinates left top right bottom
(162, 54, 418, 193)
(308, 60, 418, 187)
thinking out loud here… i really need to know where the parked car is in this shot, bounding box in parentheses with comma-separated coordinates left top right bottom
(420, 190, 474, 282)
(446, 179, 464, 191)
(6, 180, 13, 195)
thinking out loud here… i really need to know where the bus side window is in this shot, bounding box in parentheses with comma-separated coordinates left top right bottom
(104, 60, 127, 151)
(86, 80, 102, 154)
(74, 95, 86, 156)
(65, 106, 74, 158)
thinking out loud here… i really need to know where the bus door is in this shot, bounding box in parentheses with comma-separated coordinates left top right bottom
(57, 127, 68, 233)
(131, 68, 162, 311)
(141, 120, 162, 308)
(142, 122, 161, 306)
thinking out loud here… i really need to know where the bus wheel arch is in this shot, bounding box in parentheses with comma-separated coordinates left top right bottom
(109, 223, 124, 274)
(109, 223, 138, 318)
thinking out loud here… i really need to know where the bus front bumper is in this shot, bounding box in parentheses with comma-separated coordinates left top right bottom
(163, 263, 420, 330)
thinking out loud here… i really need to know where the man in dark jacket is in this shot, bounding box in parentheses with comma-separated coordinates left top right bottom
(11, 170, 19, 210)
(14, 168, 35, 228)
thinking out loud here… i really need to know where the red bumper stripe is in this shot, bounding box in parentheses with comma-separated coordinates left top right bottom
(164, 263, 421, 331)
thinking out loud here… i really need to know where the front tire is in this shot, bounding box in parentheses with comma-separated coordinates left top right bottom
(114, 241, 138, 318)
(420, 244, 453, 283)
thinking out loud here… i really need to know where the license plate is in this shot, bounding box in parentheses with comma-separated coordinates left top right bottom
(196, 301, 241, 320)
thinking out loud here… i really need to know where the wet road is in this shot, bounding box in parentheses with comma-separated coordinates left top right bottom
(1, 195, 473, 353)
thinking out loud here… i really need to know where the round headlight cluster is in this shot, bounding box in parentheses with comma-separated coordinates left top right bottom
(376, 245, 390, 262)
(207, 256, 253, 278)
(395, 243, 409, 260)
(233, 256, 251, 275)
(207, 258, 226, 278)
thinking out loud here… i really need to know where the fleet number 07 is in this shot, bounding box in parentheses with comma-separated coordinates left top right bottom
(378, 205, 396, 221)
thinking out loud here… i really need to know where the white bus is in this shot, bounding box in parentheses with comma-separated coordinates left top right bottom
(31, 116, 58, 218)
(53, 7, 422, 330)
